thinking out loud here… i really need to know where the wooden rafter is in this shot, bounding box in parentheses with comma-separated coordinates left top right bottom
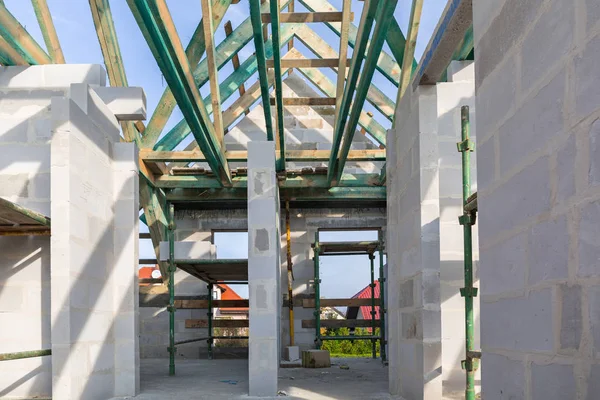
(331, 0, 398, 185)
(395, 0, 424, 108)
(31, 0, 65, 63)
(0, 2, 50, 64)
(328, 0, 377, 184)
(89, 0, 139, 143)
(201, 0, 224, 146)
(334, 0, 351, 124)
(128, 0, 232, 186)
(266, 58, 350, 68)
(0, 35, 27, 65)
(295, 25, 395, 121)
(269, 0, 286, 172)
(141, 0, 233, 148)
(224, 21, 248, 115)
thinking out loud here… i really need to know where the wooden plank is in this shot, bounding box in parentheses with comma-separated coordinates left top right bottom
(175, 299, 249, 309)
(261, 11, 352, 23)
(302, 319, 380, 329)
(335, 0, 351, 124)
(266, 58, 349, 68)
(186, 319, 249, 328)
(31, 0, 65, 63)
(141, 148, 385, 163)
(0, 35, 27, 65)
(138, 180, 170, 282)
(303, 298, 380, 308)
(298, 0, 400, 86)
(224, 21, 247, 115)
(395, 0, 424, 109)
(0, 2, 50, 64)
(141, 0, 233, 147)
(201, 0, 224, 147)
(295, 25, 395, 121)
(269, 97, 336, 106)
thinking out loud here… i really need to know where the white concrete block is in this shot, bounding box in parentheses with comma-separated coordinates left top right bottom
(159, 240, 215, 261)
(93, 86, 147, 121)
(447, 61, 475, 82)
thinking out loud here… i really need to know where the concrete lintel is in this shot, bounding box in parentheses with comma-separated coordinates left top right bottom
(158, 240, 216, 261)
(93, 86, 147, 121)
(412, 0, 473, 88)
(0, 64, 106, 88)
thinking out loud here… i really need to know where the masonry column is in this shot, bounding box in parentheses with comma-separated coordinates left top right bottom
(248, 141, 281, 397)
(387, 86, 442, 399)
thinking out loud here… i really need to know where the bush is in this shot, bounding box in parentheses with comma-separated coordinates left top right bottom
(321, 327, 381, 356)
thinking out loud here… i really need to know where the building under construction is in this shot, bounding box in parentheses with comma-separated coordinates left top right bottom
(0, 0, 598, 399)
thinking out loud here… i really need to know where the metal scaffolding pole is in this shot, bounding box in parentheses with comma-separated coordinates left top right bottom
(369, 253, 376, 359)
(167, 203, 176, 376)
(208, 283, 214, 360)
(457, 105, 479, 400)
(378, 229, 387, 363)
(0, 349, 51, 361)
(313, 231, 321, 349)
(286, 201, 295, 346)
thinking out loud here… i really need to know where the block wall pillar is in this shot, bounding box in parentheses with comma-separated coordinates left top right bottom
(387, 85, 442, 399)
(248, 141, 281, 397)
(474, 0, 600, 398)
(50, 84, 139, 399)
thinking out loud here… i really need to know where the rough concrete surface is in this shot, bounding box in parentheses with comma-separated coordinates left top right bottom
(110, 358, 403, 400)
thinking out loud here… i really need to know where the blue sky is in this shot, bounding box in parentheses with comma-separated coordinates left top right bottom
(4, 0, 447, 298)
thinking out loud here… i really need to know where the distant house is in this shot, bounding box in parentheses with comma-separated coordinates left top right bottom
(138, 265, 161, 285)
(321, 306, 345, 320)
(213, 284, 249, 319)
(346, 280, 381, 320)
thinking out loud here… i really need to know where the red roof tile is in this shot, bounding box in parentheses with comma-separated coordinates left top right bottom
(349, 280, 380, 320)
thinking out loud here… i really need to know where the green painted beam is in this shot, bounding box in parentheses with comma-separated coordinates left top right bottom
(0, 35, 27, 65)
(298, 0, 399, 87)
(141, 0, 233, 148)
(385, 17, 417, 73)
(327, 0, 378, 184)
(166, 186, 386, 203)
(154, 173, 382, 189)
(294, 25, 395, 122)
(128, 0, 231, 186)
(294, 65, 386, 146)
(249, 0, 275, 143)
(331, 0, 398, 186)
(395, 0, 424, 109)
(154, 26, 297, 152)
(0, 2, 50, 64)
(269, 0, 286, 171)
(453, 25, 473, 61)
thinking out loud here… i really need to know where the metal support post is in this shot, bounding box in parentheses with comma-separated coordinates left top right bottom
(208, 283, 214, 360)
(378, 229, 387, 362)
(0, 349, 51, 361)
(369, 253, 376, 359)
(167, 203, 176, 376)
(286, 201, 295, 346)
(457, 105, 479, 400)
(313, 231, 321, 349)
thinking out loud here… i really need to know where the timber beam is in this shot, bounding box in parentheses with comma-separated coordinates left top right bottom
(269, 97, 336, 106)
(31, 0, 65, 63)
(266, 58, 350, 68)
(128, 0, 232, 186)
(261, 11, 353, 23)
(0, 2, 50, 64)
(269, 0, 286, 171)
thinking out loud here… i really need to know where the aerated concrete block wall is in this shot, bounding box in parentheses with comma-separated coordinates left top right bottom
(387, 85, 442, 399)
(50, 82, 139, 399)
(474, 0, 600, 398)
(0, 65, 112, 400)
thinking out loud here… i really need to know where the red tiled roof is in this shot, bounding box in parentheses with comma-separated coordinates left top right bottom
(217, 283, 248, 313)
(349, 280, 380, 320)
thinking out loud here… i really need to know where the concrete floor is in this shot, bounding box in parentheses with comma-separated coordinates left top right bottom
(115, 358, 403, 400)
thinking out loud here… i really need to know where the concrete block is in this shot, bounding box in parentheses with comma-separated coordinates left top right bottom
(479, 156, 550, 235)
(480, 232, 526, 295)
(499, 70, 565, 174)
(302, 349, 330, 368)
(481, 353, 525, 400)
(578, 200, 600, 277)
(588, 286, 600, 356)
(284, 345, 300, 361)
(586, 364, 600, 400)
(531, 363, 576, 400)
(529, 216, 569, 285)
(0, 285, 24, 312)
(70, 83, 120, 142)
(0, 173, 29, 197)
(447, 61, 475, 82)
(589, 120, 600, 187)
(559, 284, 582, 350)
(521, 0, 573, 91)
(557, 136, 576, 201)
(576, 21, 600, 120)
(93, 86, 147, 121)
(158, 241, 214, 261)
(481, 288, 554, 351)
